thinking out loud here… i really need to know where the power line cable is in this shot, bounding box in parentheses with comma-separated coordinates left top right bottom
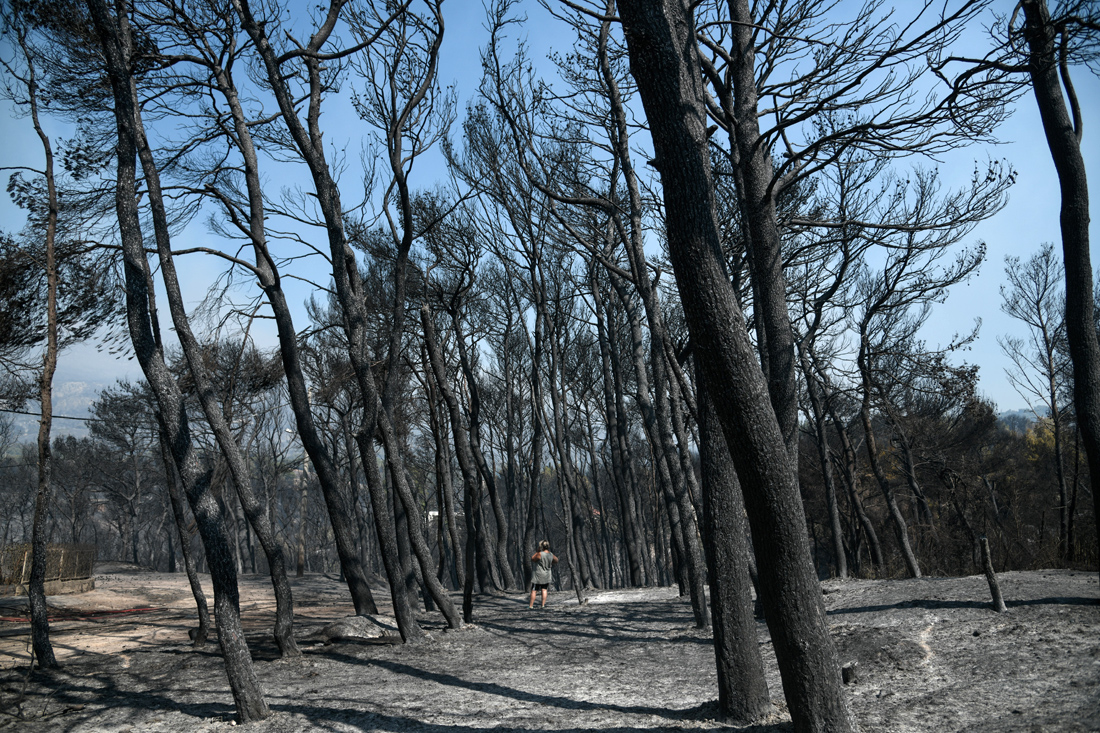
(0, 408, 104, 423)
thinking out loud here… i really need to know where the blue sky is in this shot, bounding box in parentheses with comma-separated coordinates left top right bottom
(1, 0, 1098, 423)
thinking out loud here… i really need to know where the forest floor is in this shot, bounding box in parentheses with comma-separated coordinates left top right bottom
(0, 563, 1097, 732)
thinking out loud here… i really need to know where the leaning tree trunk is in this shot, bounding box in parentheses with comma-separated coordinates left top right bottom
(597, 14, 701, 593)
(713, 0, 801, 460)
(350, 426, 424, 641)
(423, 343, 466, 590)
(583, 410, 616, 587)
(697, 368, 771, 722)
(129, 86, 299, 658)
(159, 434, 210, 648)
(615, 1, 856, 730)
(1021, 0, 1100, 576)
(206, 31, 378, 617)
(820, 374, 885, 572)
(884, 407, 935, 527)
(235, 0, 427, 629)
(88, 0, 269, 719)
(654, 341, 709, 627)
(541, 354, 590, 605)
(377, 420, 464, 628)
(611, 275, 707, 623)
(597, 15, 694, 592)
(606, 294, 655, 583)
(390, 471, 420, 605)
(546, 367, 595, 593)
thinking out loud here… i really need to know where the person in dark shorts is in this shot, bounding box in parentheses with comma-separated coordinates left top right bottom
(529, 540, 558, 608)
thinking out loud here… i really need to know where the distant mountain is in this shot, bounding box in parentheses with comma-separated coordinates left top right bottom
(4, 381, 106, 444)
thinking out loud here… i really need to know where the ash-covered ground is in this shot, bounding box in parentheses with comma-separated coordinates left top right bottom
(1, 565, 1097, 731)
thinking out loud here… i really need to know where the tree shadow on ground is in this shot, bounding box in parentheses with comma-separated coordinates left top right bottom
(476, 618, 711, 646)
(271, 701, 795, 732)
(1, 665, 233, 724)
(829, 596, 1098, 615)
(321, 652, 710, 721)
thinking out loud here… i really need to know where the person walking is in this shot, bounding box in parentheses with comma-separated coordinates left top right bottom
(529, 540, 558, 608)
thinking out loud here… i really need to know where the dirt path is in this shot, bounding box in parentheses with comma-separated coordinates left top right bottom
(0, 567, 1097, 731)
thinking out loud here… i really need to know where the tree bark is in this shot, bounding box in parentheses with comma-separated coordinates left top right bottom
(450, 308, 516, 587)
(87, 0, 269, 719)
(719, 0, 800, 459)
(697, 368, 771, 721)
(159, 434, 211, 648)
(27, 39, 59, 668)
(128, 74, 299, 658)
(801, 353, 848, 579)
(203, 19, 378, 617)
(616, 1, 855, 729)
(1021, 0, 1100, 575)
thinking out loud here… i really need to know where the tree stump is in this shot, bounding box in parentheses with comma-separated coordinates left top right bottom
(980, 537, 1008, 613)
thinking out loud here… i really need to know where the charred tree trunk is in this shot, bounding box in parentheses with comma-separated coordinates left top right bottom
(391, 470, 420, 604)
(885, 409, 935, 528)
(423, 344, 465, 590)
(616, 1, 855, 729)
(422, 305, 501, 615)
(652, 344, 709, 627)
(858, 356, 921, 578)
(159, 434, 211, 648)
(697, 368, 771, 722)
(352, 429, 425, 640)
(204, 15, 378, 617)
(382, 429, 463, 627)
(450, 308, 516, 588)
(591, 267, 646, 585)
(607, 294, 655, 583)
(801, 356, 848, 579)
(89, 0, 269, 718)
(235, 0, 431, 632)
(26, 42, 59, 668)
(822, 383, 885, 572)
(1021, 0, 1100, 575)
(128, 93, 300, 658)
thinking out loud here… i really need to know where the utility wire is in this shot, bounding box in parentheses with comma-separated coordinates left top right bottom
(0, 408, 105, 423)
